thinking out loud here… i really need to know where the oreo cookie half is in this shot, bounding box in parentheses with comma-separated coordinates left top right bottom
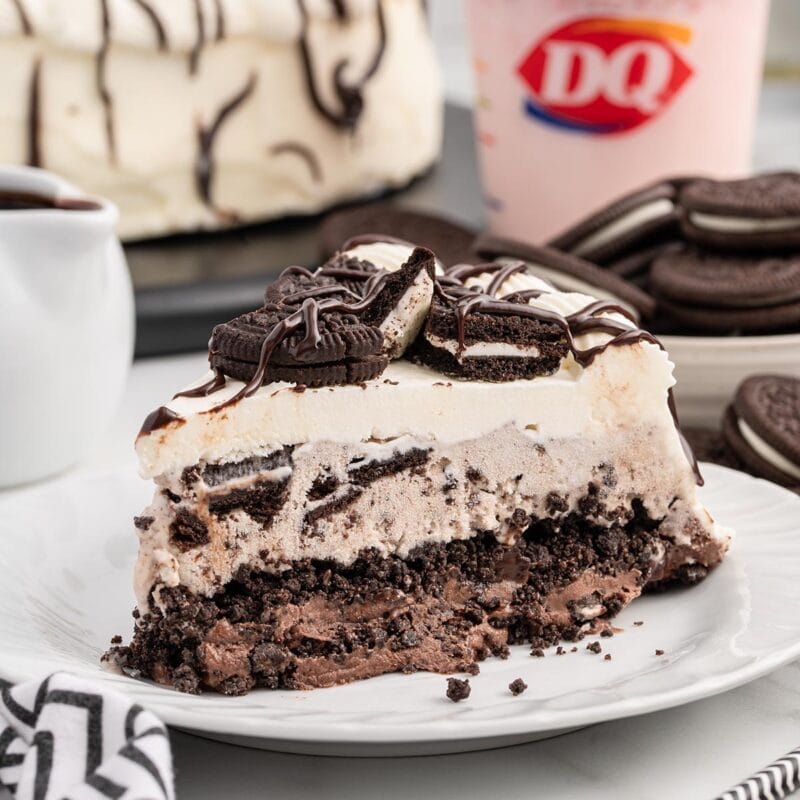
(723, 375, 800, 488)
(547, 180, 679, 264)
(319, 204, 476, 266)
(680, 172, 800, 251)
(320, 246, 436, 358)
(410, 263, 571, 381)
(473, 235, 656, 320)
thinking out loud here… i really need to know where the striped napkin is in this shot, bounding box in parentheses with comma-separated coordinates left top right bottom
(0, 673, 173, 800)
(716, 747, 800, 800)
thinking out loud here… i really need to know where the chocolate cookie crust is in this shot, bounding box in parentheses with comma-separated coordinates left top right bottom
(108, 504, 690, 694)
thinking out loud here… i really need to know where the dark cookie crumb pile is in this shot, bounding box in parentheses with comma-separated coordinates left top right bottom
(446, 677, 471, 702)
(508, 678, 528, 696)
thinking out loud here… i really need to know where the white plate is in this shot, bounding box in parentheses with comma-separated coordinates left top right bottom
(0, 464, 798, 757)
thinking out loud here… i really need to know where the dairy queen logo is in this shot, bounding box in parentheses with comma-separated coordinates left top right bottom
(517, 17, 694, 134)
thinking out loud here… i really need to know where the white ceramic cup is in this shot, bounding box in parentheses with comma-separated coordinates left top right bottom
(0, 166, 134, 487)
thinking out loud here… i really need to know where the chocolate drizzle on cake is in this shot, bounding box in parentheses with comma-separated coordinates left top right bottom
(97, 0, 116, 163)
(26, 58, 41, 168)
(189, 0, 206, 75)
(297, 0, 387, 130)
(212, 0, 226, 41)
(270, 141, 323, 184)
(195, 72, 258, 215)
(132, 0, 168, 50)
(11, 0, 32, 35)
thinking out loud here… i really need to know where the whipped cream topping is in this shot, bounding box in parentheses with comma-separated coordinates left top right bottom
(738, 417, 800, 480)
(137, 343, 674, 478)
(570, 198, 675, 257)
(689, 211, 800, 233)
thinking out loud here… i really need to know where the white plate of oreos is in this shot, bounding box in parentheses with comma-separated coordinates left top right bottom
(0, 463, 799, 757)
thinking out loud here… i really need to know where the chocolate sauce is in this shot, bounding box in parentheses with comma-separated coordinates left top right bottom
(138, 405, 184, 436)
(97, 0, 116, 163)
(26, 58, 41, 168)
(0, 190, 101, 211)
(189, 0, 206, 75)
(132, 0, 168, 50)
(297, 0, 387, 130)
(196, 73, 258, 211)
(270, 141, 323, 184)
(12, 0, 32, 35)
(173, 369, 226, 399)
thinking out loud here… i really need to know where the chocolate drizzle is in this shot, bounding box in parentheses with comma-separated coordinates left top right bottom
(97, 0, 116, 163)
(138, 406, 184, 437)
(189, 0, 206, 75)
(270, 142, 323, 184)
(195, 72, 258, 215)
(26, 58, 41, 167)
(297, 0, 387, 130)
(11, 0, 32, 35)
(212, 0, 226, 40)
(132, 0, 168, 50)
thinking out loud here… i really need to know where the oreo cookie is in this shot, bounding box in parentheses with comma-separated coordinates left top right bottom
(722, 375, 800, 488)
(606, 240, 684, 281)
(209, 247, 437, 389)
(547, 180, 679, 264)
(473, 235, 656, 320)
(319, 204, 476, 266)
(650, 250, 800, 333)
(412, 288, 569, 381)
(680, 172, 800, 251)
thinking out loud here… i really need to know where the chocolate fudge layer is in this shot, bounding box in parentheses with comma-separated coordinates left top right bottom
(110, 241, 729, 693)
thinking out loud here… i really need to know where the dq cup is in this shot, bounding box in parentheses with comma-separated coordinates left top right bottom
(466, 0, 771, 243)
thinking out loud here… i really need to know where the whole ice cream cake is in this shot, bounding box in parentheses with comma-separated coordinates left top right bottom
(0, 0, 441, 239)
(109, 240, 729, 693)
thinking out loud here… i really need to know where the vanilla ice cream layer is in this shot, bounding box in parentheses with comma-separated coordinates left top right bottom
(0, 0, 441, 239)
(135, 412, 722, 608)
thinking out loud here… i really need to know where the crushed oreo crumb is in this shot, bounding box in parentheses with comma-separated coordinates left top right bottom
(634, 621, 644, 626)
(586, 641, 602, 654)
(530, 648, 545, 658)
(604, 654, 612, 661)
(655, 648, 664, 656)
(600, 628, 614, 638)
(509, 678, 528, 696)
(446, 677, 471, 702)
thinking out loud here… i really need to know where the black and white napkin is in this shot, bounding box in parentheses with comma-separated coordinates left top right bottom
(716, 746, 800, 800)
(0, 673, 173, 800)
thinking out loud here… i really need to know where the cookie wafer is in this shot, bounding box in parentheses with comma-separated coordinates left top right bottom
(607, 240, 683, 280)
(680, 172, 800, 251)
(474, 235, 656, 319)
(651, 251, 800, 309)
(547, 181, 679, 263)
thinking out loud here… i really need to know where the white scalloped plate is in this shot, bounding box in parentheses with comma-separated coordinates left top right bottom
(0, 464, 799, 756)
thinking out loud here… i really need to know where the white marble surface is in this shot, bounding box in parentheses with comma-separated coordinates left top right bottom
(64, 352, 798, 800)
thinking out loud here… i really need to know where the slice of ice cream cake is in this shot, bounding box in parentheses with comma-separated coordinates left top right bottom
(108, 241, 729, 693)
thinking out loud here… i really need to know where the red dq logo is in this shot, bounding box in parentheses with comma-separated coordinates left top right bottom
(517, 17, 694, 134)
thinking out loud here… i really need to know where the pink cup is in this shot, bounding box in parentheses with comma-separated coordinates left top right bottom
(466, 0, 771, 244)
